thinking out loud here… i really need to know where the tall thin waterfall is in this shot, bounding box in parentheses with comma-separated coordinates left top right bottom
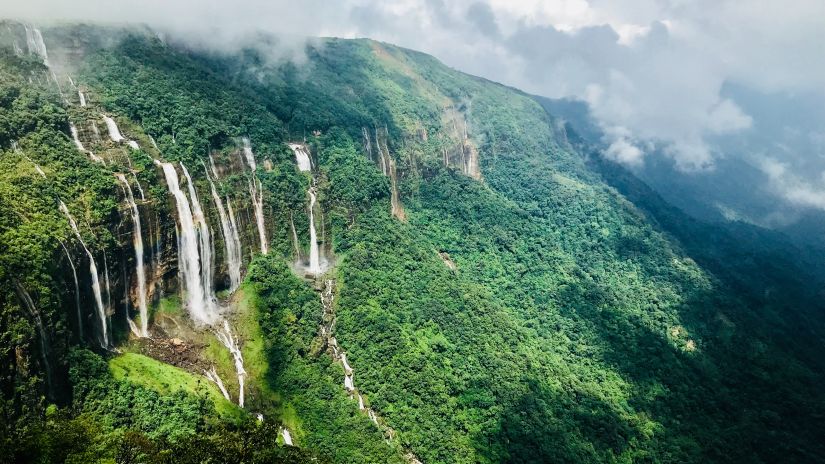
(58, 240, 83, 339)
(227, 199, 242, 262)
(14, 282, 52, 390)
(216, 321, 246, 407)
(288, 143, 312, 172)
(180, 163, 216, 310)
(290, 214, 301, 259)
(155, 160, 216, 325)
(131, 172, 146, 200)
(308, 187, 321, 275)
(204, 166, 242, 292)
(116, 173, 149, 337)
(59, 200, 108, 347)
(78, 91, 86, 107)
(241, 138, 268, 254)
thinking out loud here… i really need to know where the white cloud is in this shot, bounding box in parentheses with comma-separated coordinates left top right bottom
(2, 0, 823, 173)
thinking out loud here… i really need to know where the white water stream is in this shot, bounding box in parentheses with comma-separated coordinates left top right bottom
(205, 366, 231, 401)
(204, 165, 242, 292)
(215, 320, 246, 408)
(288, 143, 312, 172)
(308, 187, 322, 275)
(59, 200, 108, 347)
(116, 173, 149, 337)
(155, 160, 217, 325)
(241, 138, 268, 254)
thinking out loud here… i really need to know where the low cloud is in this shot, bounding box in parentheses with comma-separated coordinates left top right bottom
(2, 0, 823, 173)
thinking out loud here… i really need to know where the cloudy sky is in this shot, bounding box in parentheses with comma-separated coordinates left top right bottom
(3, 1, 825, 207)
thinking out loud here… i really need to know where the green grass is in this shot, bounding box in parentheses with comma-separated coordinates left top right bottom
(109, 352, 244, 421)
(156, 294, 182, 317)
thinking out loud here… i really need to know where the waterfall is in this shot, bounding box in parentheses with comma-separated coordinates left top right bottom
(288, 143, 312, 172)
(204, 366, 231, 401)
(131, 172, 146, 201)
(308, 187, 322, 275)
(127, 140, 140, 150)
(204, 166, 242, 292)
(58, 240, 83, 339)
(358, 394, 365, 410)
(101, 114, 125, 143)
(290, 214, 301, 259)
(116, 173, 149, 337)
(14, 282, 52, 391)
(375, 130, 405, 220)
(24, 25, 49, 65)
(216, 320, 246, 408)
(91, 122, 102, 143)
(155, 160, 216, 325)
(180, 163, 217, 309)
(59, 200, 108, 347)
(69, 124, 85, 151)
(241, 137, 257, 171)
(281, 428, 294, 446)
(240, 138, 268, 254)
(70, 123, 104, 163)
(78, 91, 86, 107)
(226, 199, 242, 262)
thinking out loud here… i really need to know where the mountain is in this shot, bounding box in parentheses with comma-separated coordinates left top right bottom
(1, 22, 824, 463)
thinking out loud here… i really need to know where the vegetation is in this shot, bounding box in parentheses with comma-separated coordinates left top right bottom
(0, 22, 824, 464)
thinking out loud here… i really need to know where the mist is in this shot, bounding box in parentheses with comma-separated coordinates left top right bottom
(3, 0, 825, 223)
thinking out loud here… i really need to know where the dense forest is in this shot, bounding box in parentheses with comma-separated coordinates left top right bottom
(1, 21, 824, 463)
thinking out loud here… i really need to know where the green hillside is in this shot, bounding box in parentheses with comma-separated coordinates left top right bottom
(1, 22, 824, 463)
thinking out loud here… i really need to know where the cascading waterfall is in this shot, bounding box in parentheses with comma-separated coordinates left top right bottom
(58, 240, 83, 339)
(71, 123, 104, 163)
(181, 163, 217, 310)
(24, 25, 49, 65)
(308, 186, 322, 275)
(205, 366, 231, 401)
(59, 200, 108, 347)
(216, 321, 246, 408)
(204, 163, 242, 292)
(288, 143, 312, 172)
(116, 173, 149, 337)
(240, 138, 268, 254)
(78, 90, 86, 107)
(155, 160, 216, 325)
(102, 114, 125, 143)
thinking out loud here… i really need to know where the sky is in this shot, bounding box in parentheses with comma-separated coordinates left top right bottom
(3, 0, 825, 215)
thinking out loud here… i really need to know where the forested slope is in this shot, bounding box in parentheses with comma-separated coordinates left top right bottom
(1, 22, 824, 463)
